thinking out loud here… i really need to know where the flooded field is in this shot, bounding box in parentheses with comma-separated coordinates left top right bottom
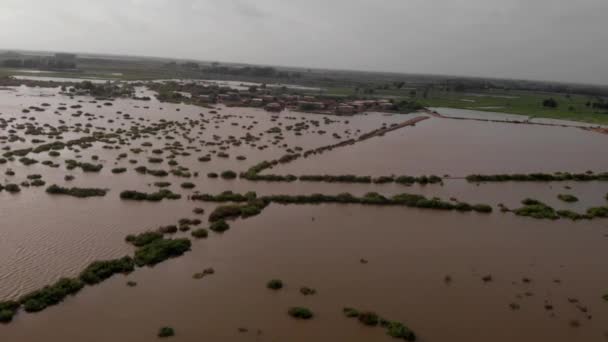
(1, 84, 607, 342)
(274, 117, 608, 176)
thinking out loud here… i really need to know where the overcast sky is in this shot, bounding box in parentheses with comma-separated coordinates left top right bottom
(1, 0, 607, 85)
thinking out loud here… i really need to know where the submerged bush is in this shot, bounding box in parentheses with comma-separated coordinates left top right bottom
(387, 321, 417, 341)
(19, 278, 84, 313)
(557, 194, 578, 202)
(267, 279, 283, 290)
(120, 189, 181, 201)
(79, 256, 135, 285)
(343, 307, 416, 341)
(191, 228, 209, 239)
(134, 238, 191, 267)
(125, 231, 163, 247)
(358, 311, 380, 326)
(208, 200, 268, 222)
(220, 170, 237, 179)
(209, 220, 230, 233)
(288, 307, 314, 319)
(343, 307, 360, 318)
(587, 206, 608, 218)
(65, 160, 103, 172)
(514, 199, 559, 220)
(467, 172, 608, 183)
(0, 301, 19, 323)
(4, 184, 21, 193)
(158, 326, 175, 338)
(180, 182, 195, 189)
(46, 184, 107, 198)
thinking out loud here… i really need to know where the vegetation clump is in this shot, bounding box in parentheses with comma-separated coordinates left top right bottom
(4, 184, 21, 193)
(79, 256, 135, 285)
(209, 220, 230, 233)
(125, 231, 164, 247)
(191, 228, 208, 239)
(288, 307, 314, 320)
(343, 307, 416, 341)
(134, 238, 192, 267)
(46, 184, 108, 198)
(557, 194, 578, 202)
(158, 326, 175, 338)
(358, 311, 380, 326)
(300, 287, 317, 296)
(65, 160, 103, 172)
(198, 192, 491, 214)
(120, 190, 181, 201)
(180, 182, 195, 189)
(267, 279, 283, 290)
(466, 172, 608, 183)
(513, 199, 559, 220)
(208, 200, 268, 222)
(220, 170, 237, 179)
(0, 301, 19, 323)
(19, 278, 84, 313)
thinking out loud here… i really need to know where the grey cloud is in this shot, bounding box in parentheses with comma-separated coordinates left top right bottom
(0, 0, 606, 84)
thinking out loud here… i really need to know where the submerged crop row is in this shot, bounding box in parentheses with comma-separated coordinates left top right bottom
(466, 172, 608, 183)
(193, 191, 493, 214)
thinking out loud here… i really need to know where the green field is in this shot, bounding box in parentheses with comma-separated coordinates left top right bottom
(2, 63, 607, 125)
(317, 86, 608, 125)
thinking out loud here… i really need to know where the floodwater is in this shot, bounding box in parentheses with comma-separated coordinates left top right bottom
(1, 84, 608, 342)
(3, 205, 608, 342)
(275, 115, 608, 176)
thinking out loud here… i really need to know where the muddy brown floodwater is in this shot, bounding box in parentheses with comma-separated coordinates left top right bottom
(0, 84, 607, 342)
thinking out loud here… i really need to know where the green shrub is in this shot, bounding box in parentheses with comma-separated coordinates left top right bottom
(4, 184, 21, 193)
(267, 279, 283, 290)
(79, 257, 135, 285)
(180, 182, 195, 189)
(514, 199, 559, 219)
(587, 206, 608, 218)
(220, 170, 237, 179)
(557, 194, 578, 202)
(556, 210, 588, 221)
(120, 190, 181, 201)
(343, 307, 360, 318)
(158, 225, 178, 234)
(387, 321, 417, 341)
(210, 220, 230, 233)
(358, 311, 379, 326)
(158, 326, 175, 338)
(288, 307, 314, 319)
(125, 232, 164, 247)
(0, 301, 19, 323)
(19, 278, 84, 313)
(191, 228, 208, 239)
(46, 184, 107, 198)
(134, 238, 191, 267)
(300, 287, 317, 296)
